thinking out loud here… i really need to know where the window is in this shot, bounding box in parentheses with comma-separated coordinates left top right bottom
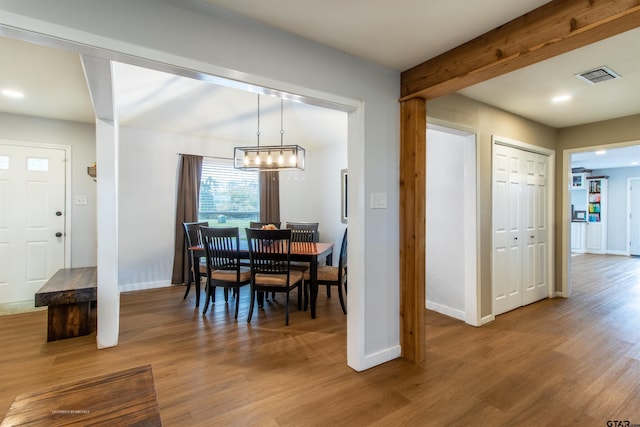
(199, 157, 259, 235)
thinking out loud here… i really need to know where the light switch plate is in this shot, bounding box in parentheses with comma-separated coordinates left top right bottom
(370, 192, 387, 209)
(74, 195, 88, 206)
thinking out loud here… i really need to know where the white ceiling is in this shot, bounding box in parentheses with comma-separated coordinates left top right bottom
(1, 0, 639, 166)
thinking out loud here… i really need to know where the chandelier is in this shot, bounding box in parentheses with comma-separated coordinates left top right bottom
(234, 95, 306, 171)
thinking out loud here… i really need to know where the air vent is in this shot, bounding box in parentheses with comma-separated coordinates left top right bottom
(575, 66, 621, 84)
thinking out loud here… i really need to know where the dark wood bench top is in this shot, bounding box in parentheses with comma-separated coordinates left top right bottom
(35, 267, 97, 307)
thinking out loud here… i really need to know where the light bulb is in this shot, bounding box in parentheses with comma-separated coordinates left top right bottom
(278, 152, 284, 165)
(243, 154, 249, 165)
(266, 152, 273, 165)
(289, 153, 297, 165)
(254, 154, 261, 165)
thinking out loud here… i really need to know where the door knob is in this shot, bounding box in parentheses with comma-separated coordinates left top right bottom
(55, 211, 63, 216)
(55, 232, 63, 237)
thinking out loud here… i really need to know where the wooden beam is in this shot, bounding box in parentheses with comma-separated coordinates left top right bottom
(399, 98, 427, 363)
(401, 0, 640, 100)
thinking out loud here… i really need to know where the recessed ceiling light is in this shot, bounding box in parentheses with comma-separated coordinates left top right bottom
(595, 150, 606, 155)
(1, 88, 24, 99)
(552, 94, 571, 103)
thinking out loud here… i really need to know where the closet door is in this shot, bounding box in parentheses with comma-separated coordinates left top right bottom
(493, 145, 549, 315)
(521, 151, 538, 305)
(493, 144, 523, 315)
(523, 152, 549, 305)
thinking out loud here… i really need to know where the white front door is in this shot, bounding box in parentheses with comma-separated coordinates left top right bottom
(0, 143, 67, 303)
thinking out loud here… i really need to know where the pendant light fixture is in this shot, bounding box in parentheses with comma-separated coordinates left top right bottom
(234, 95, 306, 171)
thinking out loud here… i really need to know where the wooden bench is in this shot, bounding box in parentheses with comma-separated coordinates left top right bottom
(35, 267, 97, 342)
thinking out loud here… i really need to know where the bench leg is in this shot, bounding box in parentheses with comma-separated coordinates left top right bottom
(47, 302, 93, 342)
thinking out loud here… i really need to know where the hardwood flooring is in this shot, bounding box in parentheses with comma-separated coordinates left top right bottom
(1, 254, 639, 426)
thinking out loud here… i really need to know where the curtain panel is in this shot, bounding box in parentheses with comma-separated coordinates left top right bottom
(171, 154, 203, 284)
(260, 171, 280, 224)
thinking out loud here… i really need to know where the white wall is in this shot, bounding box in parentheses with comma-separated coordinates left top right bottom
(118, 125, 241, 289)
(0, 0, 400, 370)
(425, 128, 467, 320)
(280, 141, 348, 263)
(0, 112, 97, 268)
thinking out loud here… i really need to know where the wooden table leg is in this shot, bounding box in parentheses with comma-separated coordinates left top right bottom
(310, 255, 318, 319)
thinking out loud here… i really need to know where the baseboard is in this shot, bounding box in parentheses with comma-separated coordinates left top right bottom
(353, 345, 401, 372)
(426, 300, 465, 321)
(119, 281, 172, 293)
(480, 314, 495, 325)
(606, 250, 628, 256)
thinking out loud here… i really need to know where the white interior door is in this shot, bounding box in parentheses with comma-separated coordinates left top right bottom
(521, 151, 537, 305)
(522, 152, 549, 304)
(629, 178, 640, 256)
(0, 143, 67, 303)
(493, 144, 549, 314)
(493, 144, 522, 314)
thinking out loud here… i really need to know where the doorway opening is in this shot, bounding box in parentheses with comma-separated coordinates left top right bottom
(425, 124, 479, 326)
(565, 143, 640, 297)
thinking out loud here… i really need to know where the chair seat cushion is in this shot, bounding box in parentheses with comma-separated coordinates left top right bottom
(255, 270, 303, 287)
(304, 265, 344, 282)
(211, 266, 251, 282)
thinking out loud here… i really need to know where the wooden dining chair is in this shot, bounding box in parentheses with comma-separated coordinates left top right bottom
(286, 222, 319, 242)
(200, 227, 251, 319)
(182, 221, 209, 307)
(249, 221, 281, 229)
(304, 228, 347, 314)
(245, 228, 303, 325)
(285, 222, 320, 274)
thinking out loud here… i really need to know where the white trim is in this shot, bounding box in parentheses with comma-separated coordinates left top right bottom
(626, 177, 640, 256)
(0, 139, 72, 268)
(493, 135, 555, 157)
(480, 314, 495, 326)
(426, 300, 465, 321)
(359, 345, 402, 372)
(606, 250, 628, 256)
(120, 281, 171, 293)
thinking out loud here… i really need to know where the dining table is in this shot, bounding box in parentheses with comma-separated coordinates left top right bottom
(190, 240, 333, 319)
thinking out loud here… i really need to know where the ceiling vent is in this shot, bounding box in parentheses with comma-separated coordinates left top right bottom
(575, 66, 621, 84)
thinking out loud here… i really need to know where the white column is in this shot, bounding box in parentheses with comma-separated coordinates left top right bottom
(82, 55, 120, 348)
(95, 118, 119, 348)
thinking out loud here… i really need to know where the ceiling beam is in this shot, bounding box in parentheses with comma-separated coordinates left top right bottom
(401, 0, 640, 100)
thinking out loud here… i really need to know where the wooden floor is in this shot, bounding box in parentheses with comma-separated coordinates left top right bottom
(1, 254, 639, 426)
